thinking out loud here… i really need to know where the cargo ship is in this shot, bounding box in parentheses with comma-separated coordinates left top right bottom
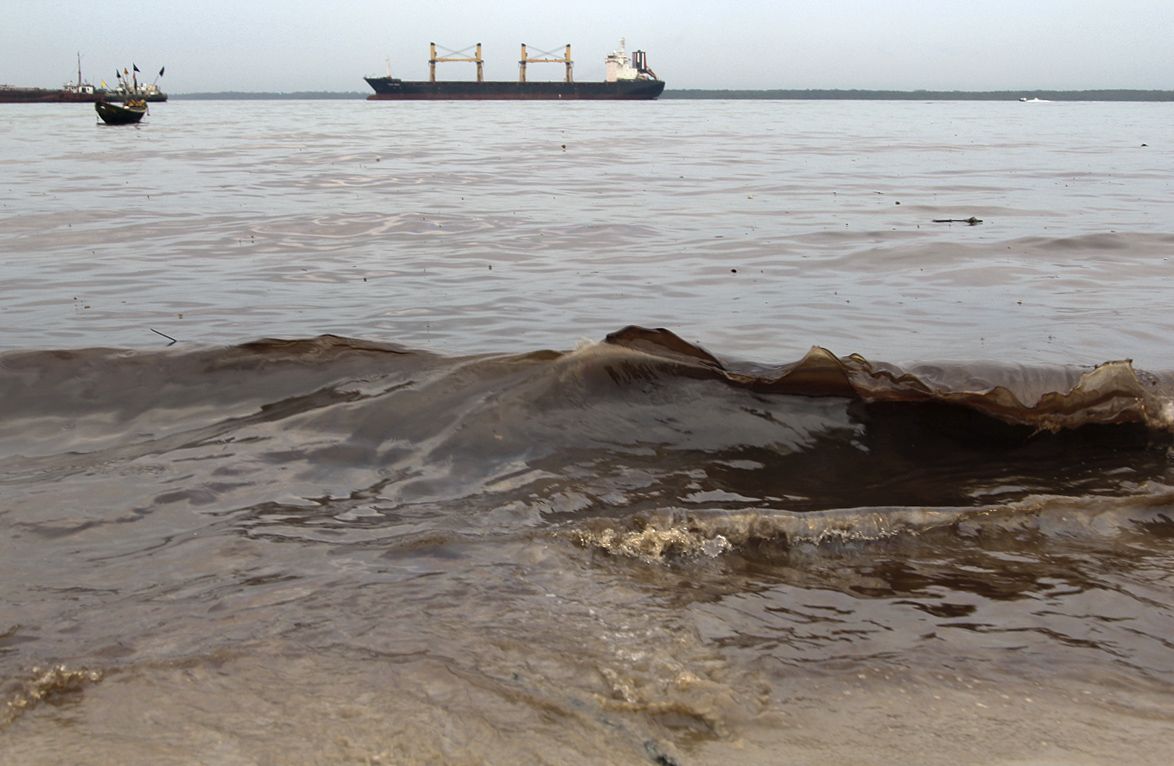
(365, 39, 664, 100)
(0, 56, 167, 104)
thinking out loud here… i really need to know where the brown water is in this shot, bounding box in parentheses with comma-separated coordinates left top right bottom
(1, 100, 1173, 765)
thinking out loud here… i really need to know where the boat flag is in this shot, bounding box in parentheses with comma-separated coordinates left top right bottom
(124, 67, 129, 75)
(133, 63, 140, 72)
(158, 66, 165, 77)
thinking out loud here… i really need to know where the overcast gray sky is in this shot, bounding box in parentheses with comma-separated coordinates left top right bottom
(3, 0, 1171, 92)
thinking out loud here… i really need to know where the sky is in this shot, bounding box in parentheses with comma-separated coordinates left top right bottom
(3, 0, 1172, 93)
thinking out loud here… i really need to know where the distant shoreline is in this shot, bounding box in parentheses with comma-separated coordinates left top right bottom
(171, 88, 1174, 101)
(173, 91, 369, 100)
(662, 89, 1174, 101)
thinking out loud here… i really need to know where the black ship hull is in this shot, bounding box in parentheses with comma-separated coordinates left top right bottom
(364, 78, 664, 101)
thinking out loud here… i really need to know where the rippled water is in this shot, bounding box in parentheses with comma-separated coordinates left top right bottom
(2, 100, 1173, 765)
(3, 100, 1173, 364)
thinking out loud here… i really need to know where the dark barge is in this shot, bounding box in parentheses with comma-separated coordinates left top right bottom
(1, 56, 166, 104)
(0, 86, 167, 104)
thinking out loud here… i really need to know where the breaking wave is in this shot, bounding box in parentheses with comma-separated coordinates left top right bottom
(2, 325, 1172, 558)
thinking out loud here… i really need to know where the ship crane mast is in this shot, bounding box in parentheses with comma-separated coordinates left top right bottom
(429, 42, 483, 82)
(518, 44, 573, 83)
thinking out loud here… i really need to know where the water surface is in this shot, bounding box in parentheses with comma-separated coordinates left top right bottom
(2, 99, 1173, 765)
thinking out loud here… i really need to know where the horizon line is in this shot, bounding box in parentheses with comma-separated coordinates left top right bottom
(168, 87, 1174, 101)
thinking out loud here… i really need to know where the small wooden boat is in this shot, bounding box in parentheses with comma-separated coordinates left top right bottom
(95, 98, 147, 125)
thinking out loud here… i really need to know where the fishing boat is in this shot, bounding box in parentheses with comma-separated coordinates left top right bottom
(95, 98, 147, 125)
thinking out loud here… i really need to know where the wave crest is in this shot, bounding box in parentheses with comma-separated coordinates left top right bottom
(603, 326, 1173, 431)
(567, 491, 1174, 563)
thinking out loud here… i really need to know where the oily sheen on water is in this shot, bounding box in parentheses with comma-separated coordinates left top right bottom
(2, 100, 1173, 764)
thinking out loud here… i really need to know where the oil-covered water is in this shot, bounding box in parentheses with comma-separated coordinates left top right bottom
(2, 100, 1173, 764)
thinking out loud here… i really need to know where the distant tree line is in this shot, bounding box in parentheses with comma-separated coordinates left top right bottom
(659, 89, 1174, 101)
(174, 91, 369, 99)
(171, 89, 1174, 101)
